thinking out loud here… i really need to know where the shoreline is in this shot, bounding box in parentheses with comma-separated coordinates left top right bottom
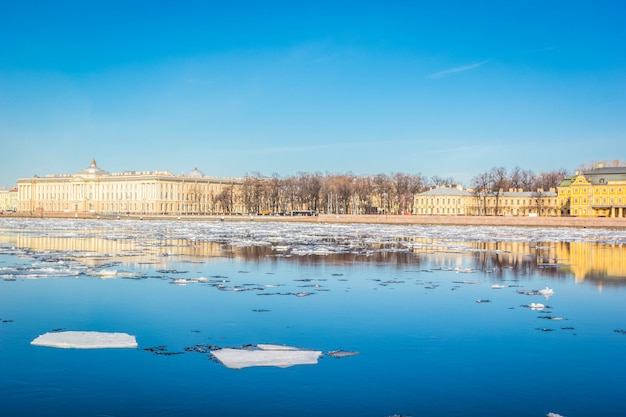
(3, 212, 626, 229)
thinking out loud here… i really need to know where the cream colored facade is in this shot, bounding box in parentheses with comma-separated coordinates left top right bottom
(557, 165, 626, 218)
(17, 160, 244, 215)
(0, 186, 17, 211)
(414, 185, 559, 216)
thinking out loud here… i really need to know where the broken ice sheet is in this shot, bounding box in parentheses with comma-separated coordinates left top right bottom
(210, 344, 322, 369)
(30, 331, 138, 349)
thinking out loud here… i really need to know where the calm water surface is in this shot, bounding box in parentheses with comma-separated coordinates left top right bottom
(1, 218, 625, 417)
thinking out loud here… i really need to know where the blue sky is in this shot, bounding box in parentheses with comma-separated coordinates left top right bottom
(1, 0, 624, 186)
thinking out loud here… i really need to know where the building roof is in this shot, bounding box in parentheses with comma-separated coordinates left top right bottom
(559, 175, 576, 188)
(187, 167, 205, 178)
(417, 187, 474, 197)
(74, 160, 110, 177)
(417, 187, 556, 198)
(582, 166, 626, 185)
(498, 191, 557, 198)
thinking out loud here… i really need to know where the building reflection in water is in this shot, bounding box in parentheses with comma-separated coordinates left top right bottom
(555, 241, 626, 290)
(1, 232, 624, 289)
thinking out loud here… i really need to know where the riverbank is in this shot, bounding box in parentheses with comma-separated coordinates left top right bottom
(3, 211, 626, 229)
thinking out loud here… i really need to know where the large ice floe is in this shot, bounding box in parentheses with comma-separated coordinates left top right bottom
(30, 331, 138, 349)
(210, 344, 323, 369)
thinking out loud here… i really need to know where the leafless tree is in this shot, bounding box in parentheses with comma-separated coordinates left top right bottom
(471, 171, 491, 215)
(430, 175, 456, 187)
(242, 173, 265, 214)
(267, 173, 283, 214)
(532, 169, 569, 191)
(215, 186, 233, 214)
(298, 172, 323, 212)
(372, 173, 393, 214)
(490, 166, 509, 215)
(354, 176, 374, 214)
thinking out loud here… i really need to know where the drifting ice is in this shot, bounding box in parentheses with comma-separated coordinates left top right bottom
(538, 287, 555, 296)
(211, 344, 322, 369)
(31, 331, 138, 349)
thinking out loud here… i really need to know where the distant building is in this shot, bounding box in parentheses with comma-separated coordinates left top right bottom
(557, 164, 626, 218)
(0, 186, 18, 211)
(16, 160, 244, 215)
(414, 185, 559, 217)
(414, 185, 473, 215)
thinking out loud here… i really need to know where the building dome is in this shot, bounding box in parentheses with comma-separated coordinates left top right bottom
(74, 159, 110, 176)
(187, 167, 205, 178)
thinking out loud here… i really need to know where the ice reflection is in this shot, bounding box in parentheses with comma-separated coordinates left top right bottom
(1, 218, 626, 287)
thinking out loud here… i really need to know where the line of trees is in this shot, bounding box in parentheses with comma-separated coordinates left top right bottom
(241, 172, 436, 215)
(206, 160, 625, 216)
(470, 166, 570, 216)
(240, 165, 576, 216)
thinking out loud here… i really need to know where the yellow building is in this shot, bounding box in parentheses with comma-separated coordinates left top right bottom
(17, 160, 244, 215)
(414, 186, 559, 216)
(557, 165, 626, 218)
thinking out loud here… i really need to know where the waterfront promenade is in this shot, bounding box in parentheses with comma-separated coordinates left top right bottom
(3, 211, 626, 229)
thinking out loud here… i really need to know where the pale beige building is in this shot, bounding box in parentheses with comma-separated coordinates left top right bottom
(0, 186, 18, 212)
(414, 185, 559, 216)
(17, 160, 244, 215)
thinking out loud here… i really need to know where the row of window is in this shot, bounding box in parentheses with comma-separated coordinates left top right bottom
(571, 187, 624, 195)
(572, 197, 624, 205)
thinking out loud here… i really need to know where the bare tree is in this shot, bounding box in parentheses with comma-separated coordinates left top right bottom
(533, 169, 569, 191)
(372, 173, 392, 214)
(430, 175, 456, 187)
(334, 174, 355, 214)
(242, 173, 265, 214)
(471, 171, 491, 215)
(215, 187, 233, 214)
(578, 159, 625, 172)
(298, 172, 323, 212)
(490, 166, 509, 215)
(267, 173, 283, 214)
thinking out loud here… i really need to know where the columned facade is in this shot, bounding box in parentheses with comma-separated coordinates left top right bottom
(17, 160, 244, 215)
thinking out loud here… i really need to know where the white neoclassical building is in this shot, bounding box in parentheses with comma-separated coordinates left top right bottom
(17, 160, 244, 215)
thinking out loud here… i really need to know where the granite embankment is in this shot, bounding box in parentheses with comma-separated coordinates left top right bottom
(315, 214, 626, 229)
(4, 211, 626, 229)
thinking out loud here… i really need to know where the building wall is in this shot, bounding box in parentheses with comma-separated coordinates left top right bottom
(0, 187, 18, 211)
(414, 187, 560, 217)
(17, 168, 244, 215)
(0, 189, 9, 211)
(558, 174, 626, 218)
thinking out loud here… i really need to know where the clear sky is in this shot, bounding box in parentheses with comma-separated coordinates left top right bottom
(1, 0, 624, 187)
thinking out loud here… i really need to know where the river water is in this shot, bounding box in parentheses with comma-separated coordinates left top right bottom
(1, 218, 625, 417)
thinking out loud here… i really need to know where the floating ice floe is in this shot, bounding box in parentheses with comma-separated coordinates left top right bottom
(31, 331, 138, 349)
(326, 350, 360, 358)
(538, 287, 555, 297)
(94, 269, 118, 277)
(210, 344, 322, 369)
(547, 413, 565, 417)
(491, 284, 508, 289)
